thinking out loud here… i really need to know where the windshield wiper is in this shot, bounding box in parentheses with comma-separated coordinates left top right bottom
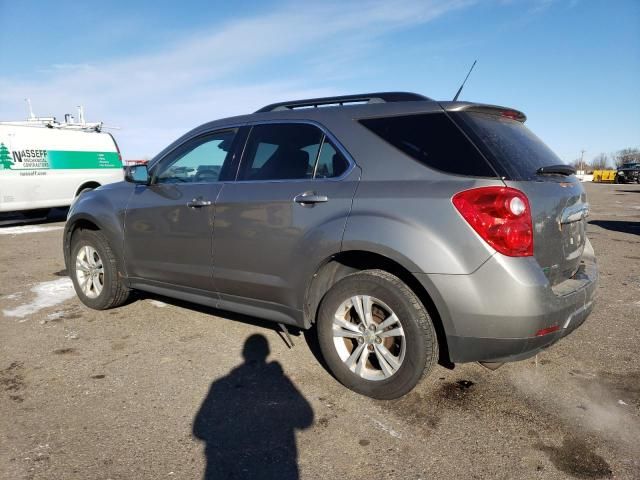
(536, 164, 576, 176)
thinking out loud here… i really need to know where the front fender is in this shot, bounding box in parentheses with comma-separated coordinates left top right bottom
(63, 182, 133, 279)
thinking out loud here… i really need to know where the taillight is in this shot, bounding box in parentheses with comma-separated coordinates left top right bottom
(109, 133, 123, 165)
(452, 186, 533, 257)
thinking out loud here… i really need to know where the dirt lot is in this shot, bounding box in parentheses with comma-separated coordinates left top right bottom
(1, 183, 639, 480)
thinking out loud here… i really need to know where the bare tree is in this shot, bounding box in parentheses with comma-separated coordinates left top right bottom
(569, 158, 582, 170)
(590, 153, 609, 170)
(613, 148, 640, 167)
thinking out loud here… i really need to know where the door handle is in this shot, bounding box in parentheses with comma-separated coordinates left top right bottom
(294, 192, 329, 205)
(187, 198, 212, 208)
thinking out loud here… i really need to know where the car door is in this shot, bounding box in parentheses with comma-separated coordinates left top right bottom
(124, 128, 241, 292)
(212, 122, 360, 323)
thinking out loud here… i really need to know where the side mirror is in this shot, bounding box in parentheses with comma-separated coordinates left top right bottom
(125, 164, 150, 184)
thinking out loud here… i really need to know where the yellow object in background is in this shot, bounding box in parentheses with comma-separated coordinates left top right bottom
(592, 170, 616, 182)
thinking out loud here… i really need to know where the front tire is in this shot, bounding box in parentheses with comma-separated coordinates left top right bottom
(317, 270, 438, 399)
(70, 229, 130, 309)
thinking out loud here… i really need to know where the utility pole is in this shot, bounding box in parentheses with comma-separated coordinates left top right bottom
(579, 149, 586, 174)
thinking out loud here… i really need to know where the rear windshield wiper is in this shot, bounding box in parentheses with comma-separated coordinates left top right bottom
(536, 164, 576, 176)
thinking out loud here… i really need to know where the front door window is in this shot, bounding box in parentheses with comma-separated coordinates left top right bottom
(155, 130, 237, 184)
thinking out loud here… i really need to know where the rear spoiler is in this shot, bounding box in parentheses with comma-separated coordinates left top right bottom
(439, 102, 527, 123)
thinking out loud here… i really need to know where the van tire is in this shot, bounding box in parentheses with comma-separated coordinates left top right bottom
(23, 208, 50, 219)
(70, 229, 130, 310)
(316, 269, 438, 399)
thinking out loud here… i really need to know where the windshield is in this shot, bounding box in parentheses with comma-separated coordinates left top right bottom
(453, 112, 566, 180)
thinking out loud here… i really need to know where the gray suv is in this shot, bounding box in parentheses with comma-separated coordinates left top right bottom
(63, 92, 597, 399)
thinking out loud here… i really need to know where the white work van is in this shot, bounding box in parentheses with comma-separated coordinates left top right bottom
(0, 119, 123, 213)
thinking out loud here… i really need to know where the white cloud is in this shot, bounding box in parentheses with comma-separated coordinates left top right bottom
(0, 0, 472, 158)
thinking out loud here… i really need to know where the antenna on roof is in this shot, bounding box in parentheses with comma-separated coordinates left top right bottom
(452, 60, 477, 102)
(25, 98, 36, 119)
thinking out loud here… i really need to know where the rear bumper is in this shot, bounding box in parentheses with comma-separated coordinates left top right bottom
(418, 239, 598, 363)
(445, 298, 592, 362)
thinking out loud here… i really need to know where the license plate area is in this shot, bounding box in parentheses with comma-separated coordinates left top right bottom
(562, 218, 586, 259)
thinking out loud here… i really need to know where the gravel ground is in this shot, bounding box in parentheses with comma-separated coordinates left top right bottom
(1, 183, 639, 480)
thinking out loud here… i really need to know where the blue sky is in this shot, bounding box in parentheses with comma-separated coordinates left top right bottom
(1, 0, 638, 163)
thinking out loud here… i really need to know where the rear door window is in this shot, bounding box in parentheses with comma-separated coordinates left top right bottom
(237, 123, 351, 181)
(359, 113, 497, 177)
(238, 124, 322, 181)
(452, 112, 566, 180)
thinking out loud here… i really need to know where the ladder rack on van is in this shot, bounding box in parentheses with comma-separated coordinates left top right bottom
(1, 102, 106, 132)
(0, 119, 104, 132)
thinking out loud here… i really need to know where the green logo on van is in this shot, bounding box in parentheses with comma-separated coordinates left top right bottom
(0, 143, 13, 169)
(0, 147, 122, 170)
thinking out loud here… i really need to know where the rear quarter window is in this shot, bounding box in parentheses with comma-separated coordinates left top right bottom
(359, 112, 497, 177)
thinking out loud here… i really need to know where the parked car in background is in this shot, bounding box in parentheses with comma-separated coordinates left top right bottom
(64, 92, 598, 399)
(0, 115, 123, 215)
(615, 162, 640, 183)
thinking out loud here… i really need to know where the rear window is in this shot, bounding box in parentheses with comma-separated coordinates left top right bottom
(452, 112, 565, 180)
(359, 113, 497, 177)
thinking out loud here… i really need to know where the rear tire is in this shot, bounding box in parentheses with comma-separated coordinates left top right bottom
(70, 229, 130, 309)
(317, 269, 438, 399)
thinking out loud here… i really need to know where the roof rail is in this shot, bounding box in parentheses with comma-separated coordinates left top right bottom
(255, 91, 431, 113)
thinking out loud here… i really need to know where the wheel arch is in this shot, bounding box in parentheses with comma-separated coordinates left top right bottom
(74, 181, 101, 197)
(63, 213, 128, 283)
(63, 215, 102, 268)
(304, 249, 453, 366)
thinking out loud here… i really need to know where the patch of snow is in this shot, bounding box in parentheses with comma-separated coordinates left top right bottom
(40, 311, 65, 324)
(149, 300, 168, 308)
(3, 278, 75, 319)
(0, 225, 63, 235)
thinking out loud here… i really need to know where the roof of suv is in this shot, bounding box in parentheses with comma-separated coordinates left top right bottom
(254, 92, 433, 112)
(246, 92, 526, 123)
(197, 92, 525, 129)
(150, 92, 526, 166)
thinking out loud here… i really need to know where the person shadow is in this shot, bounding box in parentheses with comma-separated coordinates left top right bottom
(193, 334, 314, 480)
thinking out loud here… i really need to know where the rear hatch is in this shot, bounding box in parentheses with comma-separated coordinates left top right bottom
(451, 108, 589, 287)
